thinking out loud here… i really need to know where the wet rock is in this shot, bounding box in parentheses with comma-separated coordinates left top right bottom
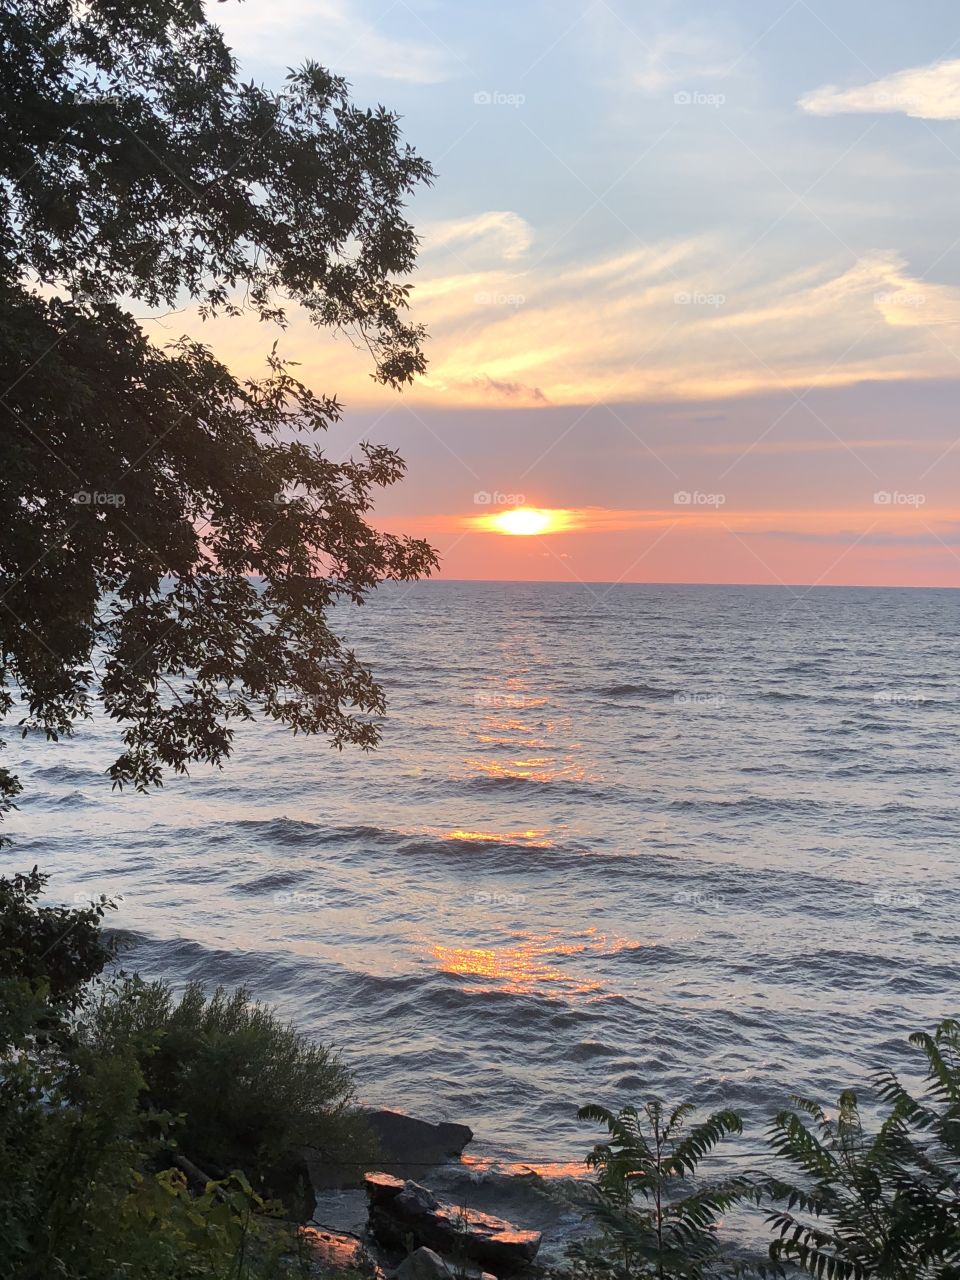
(365, 1109, 474, 1171)
(309, 1109, 474, 1193)
(299, 1225, 386, 1279)
(366, 1173, 541, 1275)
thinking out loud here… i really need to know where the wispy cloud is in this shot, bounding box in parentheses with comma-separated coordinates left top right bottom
(420, 212, 534, 264)
(405, 236, 960, 407)
(177, 223, 960, 408)
(800, 58, 960, 120)
(396, 505, 960, 541)
(580, 5, 736, 94)
(208, 0, 452, 84)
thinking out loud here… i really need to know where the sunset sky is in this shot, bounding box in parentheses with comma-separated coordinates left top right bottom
(192, 0, 960, 587)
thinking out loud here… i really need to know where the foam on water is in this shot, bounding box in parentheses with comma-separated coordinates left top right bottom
(3, 581, 959, 1167)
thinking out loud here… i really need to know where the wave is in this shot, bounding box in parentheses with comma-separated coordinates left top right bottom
(594, 682, 676, 699)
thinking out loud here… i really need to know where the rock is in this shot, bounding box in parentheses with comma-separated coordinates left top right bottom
(299, 1225, 386, 1279)
(395, 1181, 440, 1215)
(309, 1109, 474, 1193)
(392, 1246, 454, 1280)
(268, 1152, 320, 1222)
(365, 1109, 474, 1170)
(366, 1173, 541, 1275)
(391, 1247, 497, 1280)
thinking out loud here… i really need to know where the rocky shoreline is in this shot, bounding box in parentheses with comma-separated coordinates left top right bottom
(304, 1109, 580, 1280)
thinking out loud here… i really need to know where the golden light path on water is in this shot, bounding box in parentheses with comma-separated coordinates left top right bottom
(443, 828, 554, 848)
(418, 674, 626, 999)
(430, 932, 619, 998)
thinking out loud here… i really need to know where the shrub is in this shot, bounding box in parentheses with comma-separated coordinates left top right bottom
(0, 871, 355, 1274)
(0, 986, 304, 1280)
(86, 977, 371, 1214)
(0, 867, 114, 1049)
(765, 1018, 960, 1278)
(566, 1099, 762, 1280)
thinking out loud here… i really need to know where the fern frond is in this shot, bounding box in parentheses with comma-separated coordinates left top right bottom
(769, 1110, 840, 1181)
(671, 1109, 743, 1175)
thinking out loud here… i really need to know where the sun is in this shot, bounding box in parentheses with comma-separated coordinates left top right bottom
(488, 507, 556, 536)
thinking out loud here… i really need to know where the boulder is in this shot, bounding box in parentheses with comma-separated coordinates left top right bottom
(391, 1246, 498, 1280)
(309, 1109, 473, 1193)
(366, 1173, 541, 1276)
(298, 1225, 386, 1279)
(365, 1109, 474, 1170)
(392, 1247, 454, 1280)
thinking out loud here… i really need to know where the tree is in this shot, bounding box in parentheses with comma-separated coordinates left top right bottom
(765, 1019, 960, 1278)
(0, 0, 438, 826)
(566, 1099, 762, 1280)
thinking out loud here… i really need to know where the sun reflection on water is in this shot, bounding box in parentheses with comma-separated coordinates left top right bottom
(467, 756, 591, 784)
(444, 828, 554, 847)
(430, 929, 636, 997)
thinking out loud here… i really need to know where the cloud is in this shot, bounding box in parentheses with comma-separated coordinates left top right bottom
(404, 239, 960, 407)
(405, 506, 960, 543)
(208, 0, 451, 84)
(156, 215, 960, 410)
(583, 6, 737, 94)
(469, 375, 549, 404)
(746, 527, 960, 547)
(419, 212, 534, 265)
(693, 437, 950, 457)
(800, 58, 960, 120)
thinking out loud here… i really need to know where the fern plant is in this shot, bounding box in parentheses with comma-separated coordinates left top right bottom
(765, 1018, 960, 1279)
(567, 1099, 761, 1280)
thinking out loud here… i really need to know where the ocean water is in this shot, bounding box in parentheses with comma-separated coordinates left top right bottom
(4, 581, 959, 1175)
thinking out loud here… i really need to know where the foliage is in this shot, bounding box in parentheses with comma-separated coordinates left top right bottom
(0, 0, 437, 827)
(0, 987, 308, 1279)
(567, 1099, 761, 1280)
(0, 872, 351, 1277)
(765, 1018, 960, 1279)
(87, 976, 371, 1213)
(0, 865, 114, 1048)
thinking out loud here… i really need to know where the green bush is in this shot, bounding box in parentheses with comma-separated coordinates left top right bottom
(86, 977, 371, 1215)
(0, 871, 358, 1277)
(0, 986, 306, 1279)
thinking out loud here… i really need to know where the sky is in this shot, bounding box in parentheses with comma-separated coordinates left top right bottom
(191, 0, 960, 586)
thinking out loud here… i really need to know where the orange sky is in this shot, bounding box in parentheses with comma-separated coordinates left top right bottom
(165, 4, 960, 588)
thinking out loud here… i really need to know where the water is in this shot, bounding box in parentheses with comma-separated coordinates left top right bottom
(4, 581, 959, 1174)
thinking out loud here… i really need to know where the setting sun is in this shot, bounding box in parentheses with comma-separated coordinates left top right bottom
(486, 507, 557, 535)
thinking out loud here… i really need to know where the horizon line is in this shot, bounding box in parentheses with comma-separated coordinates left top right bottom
(391, 577, 960, 591)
